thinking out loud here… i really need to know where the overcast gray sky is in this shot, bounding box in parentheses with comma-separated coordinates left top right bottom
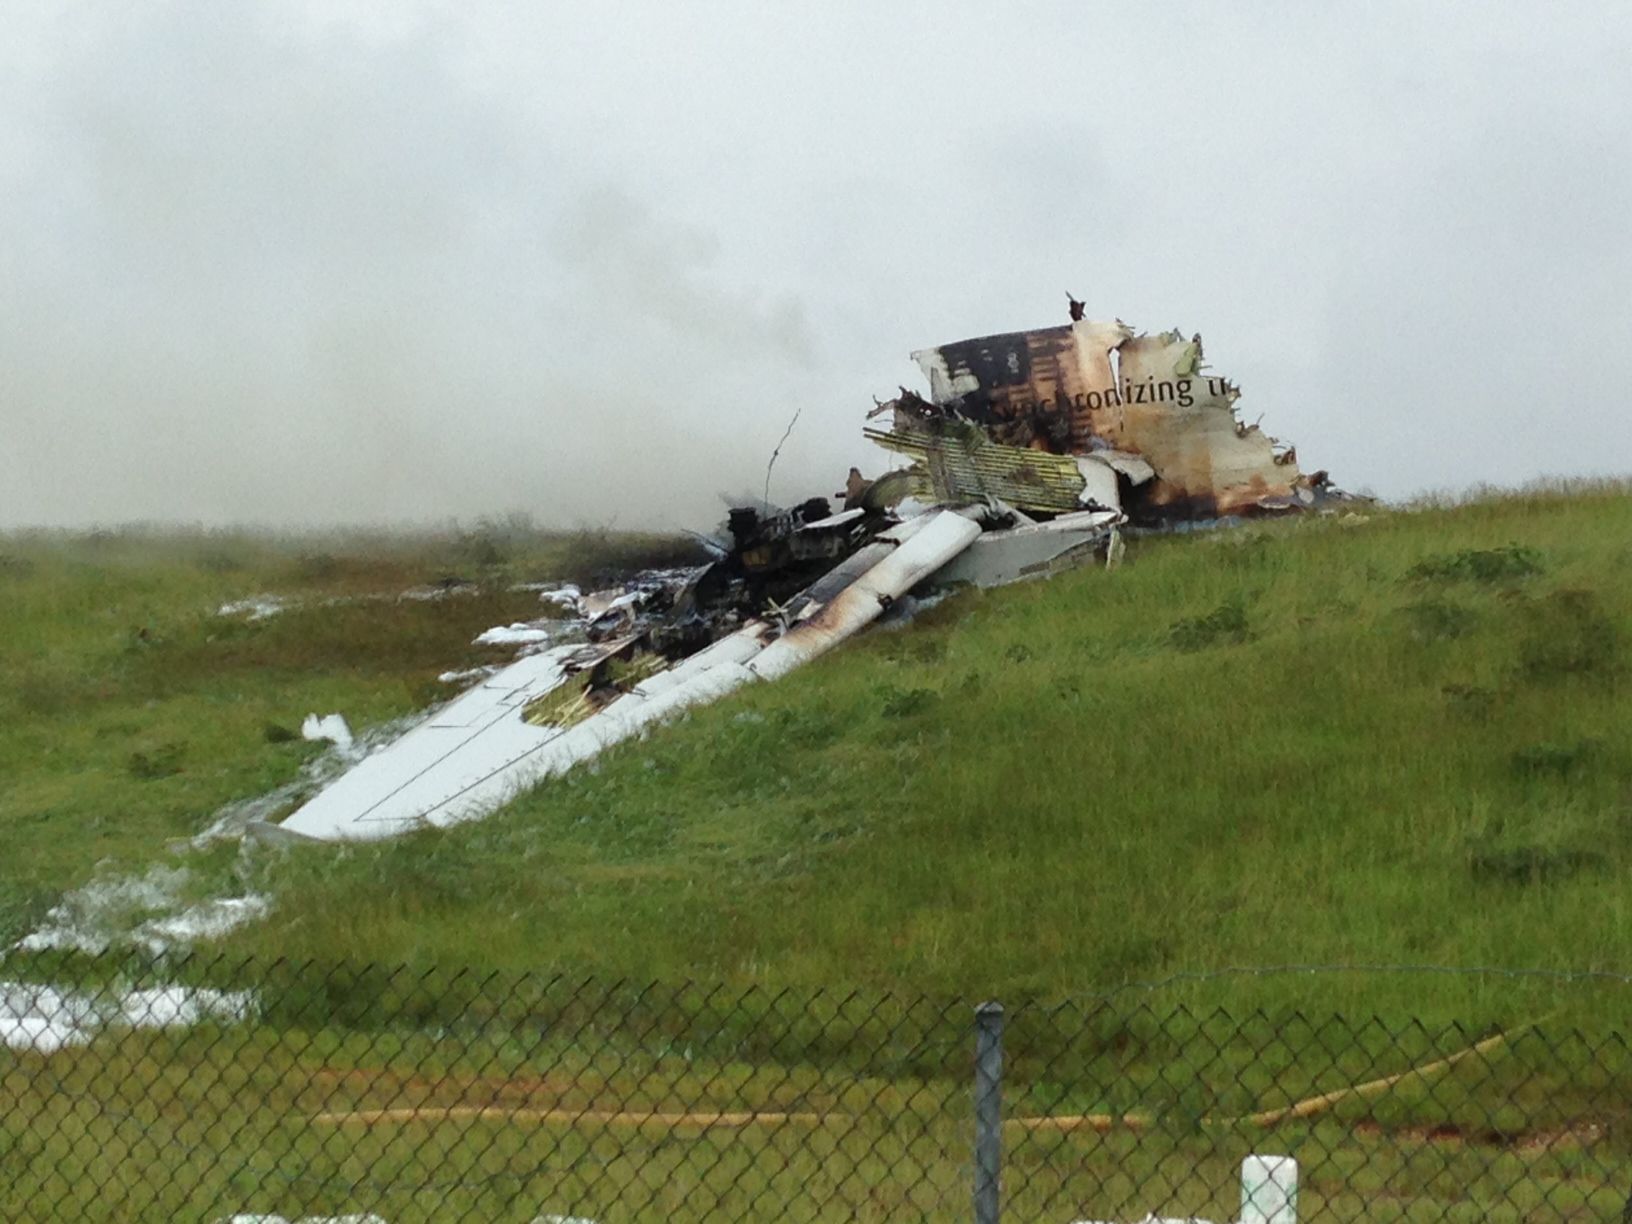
(3, 2, 1628, 529)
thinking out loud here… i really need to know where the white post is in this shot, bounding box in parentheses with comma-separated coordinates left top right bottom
(1240, 1154, 1298, 1224)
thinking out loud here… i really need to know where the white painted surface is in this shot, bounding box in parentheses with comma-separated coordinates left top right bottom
(908, 345, 981, 402)
(932, 508, 1119, 588)
(279, 646, 578, 840)
(300, 713, 353, 749)
(799, 507, 866, 531)
(630, 622, 770, 697)
(407, 658, 761, 834)
(1240, 1154, 1298, 1224)
(1075, 454, 1125, 511)
(473, 622, 557, 646)
(277, 637, 768, 841)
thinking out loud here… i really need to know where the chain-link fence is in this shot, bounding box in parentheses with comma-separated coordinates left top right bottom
(3, 952, 1631, 1221)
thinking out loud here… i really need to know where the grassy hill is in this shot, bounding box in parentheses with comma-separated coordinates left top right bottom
(178, 482, 1632, 1025)
(5, 487, 1631, 1025)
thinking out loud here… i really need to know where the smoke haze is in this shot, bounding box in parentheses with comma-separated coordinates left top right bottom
(3, 2, 1629, 528)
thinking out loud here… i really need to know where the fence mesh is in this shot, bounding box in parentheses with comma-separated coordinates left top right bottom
(3, 952, 1631, 1221)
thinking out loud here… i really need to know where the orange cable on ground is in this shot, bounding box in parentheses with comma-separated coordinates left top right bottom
(313, 1106, 826, 1129)
(313, 1029, 1516, 1135)
(1008, 1112, 1153, 1133)
(1239, 1029, 1514, 1127)
(1007, 1027, 1515, 1133)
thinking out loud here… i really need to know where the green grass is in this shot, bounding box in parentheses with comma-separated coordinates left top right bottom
(5, 487, 1632, 1220)
(190, 482, 1632, 1027)
(5, 952, 1630, 1222)
(0, 519, 701, 944)
(7, 488, 1632, 1027)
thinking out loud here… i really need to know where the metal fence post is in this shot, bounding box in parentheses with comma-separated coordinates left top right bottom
(974, 1001, 1005, 1224)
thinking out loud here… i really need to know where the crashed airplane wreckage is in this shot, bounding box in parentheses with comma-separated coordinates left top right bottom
(281, 311, 1354, 841)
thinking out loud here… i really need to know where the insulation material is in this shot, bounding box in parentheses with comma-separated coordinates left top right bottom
(863, 420, 1086, 513)
(300, 713, 353, 749)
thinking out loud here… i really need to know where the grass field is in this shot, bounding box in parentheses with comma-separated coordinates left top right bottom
(5, 485, 1632, 1219)
(181, 482, 1632, 1027)
(0, 518, 700, 946)
(5, 952, 1629, 1222)
(5, 488, 1632, 1024)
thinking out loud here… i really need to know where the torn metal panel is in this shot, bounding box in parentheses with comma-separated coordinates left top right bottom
(277, 635, 769, 841)
(728, 497, 856, 571)
(1084, 450, 1155, 485)
(1073, 455, 1123, 514)
(281, 304, 1349, 847)
(520, 638, 664, 729)
(908, 317, 1329, 521)
(382, 657, 763, 836)
(910, 319, 1130, 451)
(514, 658, 760, 788)
(782, 539, 898, 620)
(840, 466, 915, 511)
(1108, 331, 1302, 519)
(930, 508, 1120, 589)
(798, 507, 867, 532)
(863, 419, 1086, 513)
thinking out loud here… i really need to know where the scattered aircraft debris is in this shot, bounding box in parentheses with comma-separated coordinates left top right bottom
(281, 307, 1354, 841)
(300, 713, 352, 750)
(1, 979, 256, 1054)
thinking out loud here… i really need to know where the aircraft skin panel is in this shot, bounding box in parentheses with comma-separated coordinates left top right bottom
(279, 646, 577, 841)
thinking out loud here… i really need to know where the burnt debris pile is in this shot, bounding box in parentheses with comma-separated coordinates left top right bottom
(278, 309, 1359, 841)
